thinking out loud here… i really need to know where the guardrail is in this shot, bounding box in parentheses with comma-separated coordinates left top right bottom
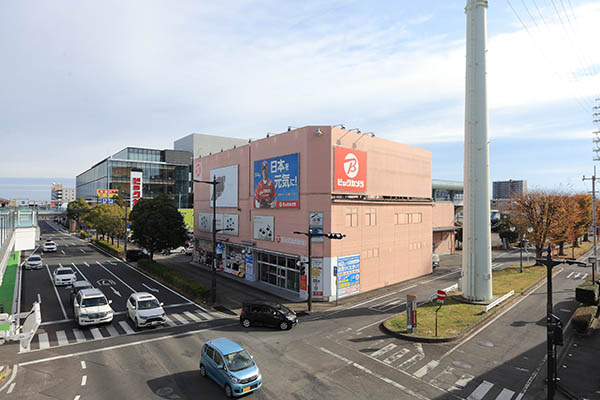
(483, 290, 514, 313)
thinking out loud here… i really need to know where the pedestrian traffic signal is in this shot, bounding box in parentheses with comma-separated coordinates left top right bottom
(326, 233, 345, 240)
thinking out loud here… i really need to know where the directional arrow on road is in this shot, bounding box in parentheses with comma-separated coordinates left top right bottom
(142, 283, 159, 293)
(110, 287, 122, 297)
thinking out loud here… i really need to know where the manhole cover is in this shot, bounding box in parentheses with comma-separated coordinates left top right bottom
(452, 361, 472, 369)
(478, 340, 494, 348)
(156, 387, 174, 396)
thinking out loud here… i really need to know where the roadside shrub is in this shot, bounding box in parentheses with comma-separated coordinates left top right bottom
(93, 239, 122, 257)
(575, 284, 599, 306)
(79, 231, 92, 240)
(137, 259, 210, 301)
(572, 305, 598, 333)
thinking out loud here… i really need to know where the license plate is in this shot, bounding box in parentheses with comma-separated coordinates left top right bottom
(242, 387, 250, 393)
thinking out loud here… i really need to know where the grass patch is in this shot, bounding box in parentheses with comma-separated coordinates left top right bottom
(137, 259, 210, 303)
(0, 251, 19, 331)
(93, 239, 124, 258)
(385, 264, 547, 338)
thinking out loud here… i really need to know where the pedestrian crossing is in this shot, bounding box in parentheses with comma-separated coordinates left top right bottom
(360, 341, 522, 399)
(20, 308, 216, 353)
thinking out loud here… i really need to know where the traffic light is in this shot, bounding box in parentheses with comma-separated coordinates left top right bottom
(326, 233, 346, 240)
(296, 260, 306, 275)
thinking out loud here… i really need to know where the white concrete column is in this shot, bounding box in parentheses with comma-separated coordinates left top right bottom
(462, 0, 492, 301)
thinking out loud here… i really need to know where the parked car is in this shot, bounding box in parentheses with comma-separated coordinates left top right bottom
(126, 292, 166, 328)
(69, 280, 94, 305)
(185, 244, 194, 255)
(24, 255, 43, 270)
(125, 249, 150, 262)
(432, 253, 440, 269)
(200, 338, 262, 398)
(73, 288, 114, 326)
(240, 301, 298, 330)
(42, 240, 57, 252)
(52, 266, 77, 286)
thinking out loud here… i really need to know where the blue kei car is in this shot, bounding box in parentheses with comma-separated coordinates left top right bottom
(200, 338, 262, 398)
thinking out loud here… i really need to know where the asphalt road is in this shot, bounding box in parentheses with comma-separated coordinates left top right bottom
(0, 223, 592, 399)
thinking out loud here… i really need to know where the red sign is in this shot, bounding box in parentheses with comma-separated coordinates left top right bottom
(437, 290, 447, 301)
(130, 170, 143, 209)
(300, 275, 307, 292)
(334, 147, 366, 192)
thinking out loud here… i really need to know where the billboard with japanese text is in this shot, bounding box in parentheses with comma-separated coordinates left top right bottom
(337, 254, 360, 298)
(253, 153, 299, 208)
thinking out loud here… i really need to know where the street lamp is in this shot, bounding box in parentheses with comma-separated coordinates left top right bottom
(293, 229, 345, 312)
(536, 246, 585, 399)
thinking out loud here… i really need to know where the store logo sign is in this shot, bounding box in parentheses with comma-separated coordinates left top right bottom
(334, 147, 366, 192)
(130, 170, 143, 209)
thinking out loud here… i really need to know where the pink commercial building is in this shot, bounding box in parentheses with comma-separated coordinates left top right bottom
(194, 126, 442, 301)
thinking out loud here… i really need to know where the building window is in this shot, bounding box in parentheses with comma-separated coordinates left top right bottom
(345, 208, 358, 227)
(395, 213, 408, 225)
(411, 213, 422, 224)
(365, 208, 376, 226)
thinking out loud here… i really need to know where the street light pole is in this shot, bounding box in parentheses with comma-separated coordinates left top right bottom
(194, 177, 219, 305)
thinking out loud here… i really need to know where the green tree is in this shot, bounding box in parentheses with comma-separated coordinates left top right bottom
(67, 198, 90, 230)
(129, 194, 188, 260)
(496, 216, 519, 248)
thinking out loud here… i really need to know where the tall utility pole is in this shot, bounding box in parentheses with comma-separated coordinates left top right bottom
(462, 0, 492, 302)
(583, 168, 597, 284)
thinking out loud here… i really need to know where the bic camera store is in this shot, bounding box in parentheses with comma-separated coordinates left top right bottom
(194, 126, 442, 301)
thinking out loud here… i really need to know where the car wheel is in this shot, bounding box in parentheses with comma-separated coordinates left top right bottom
(224, 384, 233, 398)
(279, 321, 289, 330)
(199, 364, 206, 377)
(242, 318, 251, 328)
(134, 317, 139, 329)
(181, 249, 186, 254)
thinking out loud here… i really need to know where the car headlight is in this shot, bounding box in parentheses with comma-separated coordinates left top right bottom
(230, 376, 239, 384)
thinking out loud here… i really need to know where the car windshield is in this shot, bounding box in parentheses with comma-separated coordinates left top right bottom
(223, 350, 255, 372)
(138, 299, 160, 310)
(81, 297, 108, 307)
(273, 304, 293, 314)
(57, 269, 73, 275)
(28, 256, 41, 262)
(45, 242, 55, 245)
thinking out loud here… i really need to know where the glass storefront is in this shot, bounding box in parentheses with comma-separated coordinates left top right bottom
(256, 250, 301, 293)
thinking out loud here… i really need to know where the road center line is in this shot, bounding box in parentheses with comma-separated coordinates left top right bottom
(45, 264, 68, 320)
(81, 361, 86, 369)
(81, 375, 87, 386)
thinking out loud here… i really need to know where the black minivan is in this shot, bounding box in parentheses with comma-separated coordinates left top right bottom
(240, 302, 298, 330)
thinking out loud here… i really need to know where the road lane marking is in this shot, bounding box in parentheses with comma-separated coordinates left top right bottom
(74, 396, 81, 400)
(383, 348, 410, 364)
(414, 360, 439, 378)
(467, 381, 493, 400)
(81, 375, 87, 386)
(18, 322, 238, 367)
(566, 272, 574, 279)
(38, 333, 50, 350)
(371, 343, 397, 358)
(183, 311, 203, 323)
(573, 272, 581, 279)
(196, 311, 213, 321)
(495, 388, 515, 400)
(119, 320, 135, 334)
(110, 287, 122, 297)
(7, 383, 15, 394)
(397, 353, 424, 370)
(81, 361, 86, 369)
(582, 273, 588, 280)
(356, 315, 394, 333)
(84, 262, 90, 267)
(80, 249, 86, 254)
(71, 263, 91, 284)
(0, 365, 18, 393)
(318, 347, 430, 400)
(56, 330, 69, 347)
(89, 328, 103, 340)
(106, 324, 120, 337)
(95, 261, 136, 293)
(169, 313, 187, 324)
(455, 374, 474, 388)
(73, 329, 86, 343)
(164, 316, 177, 327)
(61, 250, 65, 255)
(44, 265, 68, 320)
(142, 283, 159, 293)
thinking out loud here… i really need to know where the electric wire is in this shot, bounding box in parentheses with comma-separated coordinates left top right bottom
(504, 0, 593, 112)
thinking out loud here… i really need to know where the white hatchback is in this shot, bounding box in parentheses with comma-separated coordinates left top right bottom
(53, 266, 77, 286)
(126, 292, 166, 328)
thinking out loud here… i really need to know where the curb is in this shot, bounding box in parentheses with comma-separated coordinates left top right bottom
(380, 266, 563, 343)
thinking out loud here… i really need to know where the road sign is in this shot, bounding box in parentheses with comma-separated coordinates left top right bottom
(437, 290, 447, 303)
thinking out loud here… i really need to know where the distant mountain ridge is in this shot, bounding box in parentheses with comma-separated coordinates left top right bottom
(0, 177, 76, 201)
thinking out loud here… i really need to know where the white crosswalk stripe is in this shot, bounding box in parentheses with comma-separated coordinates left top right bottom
(169, 313, 188, 324)
(119, 320, 135, 335)
(89, 327, 103, 340)
(105, 324, 120, 337)
(383, 348, 410, 364)
(454, 374, 475, 388)
(197, 310, 214, 321)
(73, 328, 86, 343)
(38, 333, 50, 350)
(164, 315, 177, 327)
(56, 330, 69, 346)
(467, 381, 494, 400)
(183, 311, 203, 323)
(495, 388, 515, 400)
(371, 343, 397, 358)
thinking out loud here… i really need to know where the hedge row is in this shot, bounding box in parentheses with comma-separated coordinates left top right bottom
(79, 231, 93, 240)
(137, 259, 210, 302)
(93, 239, 122, 257)
(576, 284, 599, 306)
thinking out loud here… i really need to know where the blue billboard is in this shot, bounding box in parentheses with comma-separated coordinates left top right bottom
(253, 153, 299, 208)
(337, 254, 360, 298)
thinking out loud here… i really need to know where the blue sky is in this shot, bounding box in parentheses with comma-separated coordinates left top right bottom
(1, 0, 599, 200)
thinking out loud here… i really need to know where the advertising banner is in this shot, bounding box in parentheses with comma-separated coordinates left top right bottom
(309, 211, 324, 242)
(244, 252, 255, 281)
(197, 213, 238, 236)
(223, 214, 239, 236)
(311, 258, 324, 299)
(193, 158, 202, 180)
(406, 294, 417, 333)
(210, 165, 238, 208)
(130, 170, 143, 209)
(254, 153, 299, 208)
(334, 147, 367, 192)
(253, 215, 274, 241)
(337, 254, 360, 298)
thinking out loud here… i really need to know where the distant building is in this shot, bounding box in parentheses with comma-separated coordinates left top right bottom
(174, 133, 248, 159)
(493, 180, 527, 200)
(51, 184, 75, 205)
